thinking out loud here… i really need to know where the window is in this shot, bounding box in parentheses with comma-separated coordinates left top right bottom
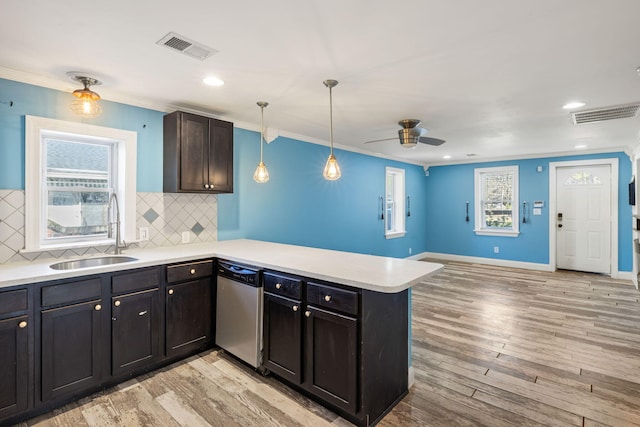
(385, 167, 406, 239)
(25, 116, 137, 251)
(474, 165, 519, 237)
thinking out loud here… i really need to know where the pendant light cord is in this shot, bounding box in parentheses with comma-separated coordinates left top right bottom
(329, 85, 334, 156)
(260, 105, 265, 162)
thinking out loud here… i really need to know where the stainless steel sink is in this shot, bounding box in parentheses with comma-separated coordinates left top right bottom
(50, 256, 138, 270)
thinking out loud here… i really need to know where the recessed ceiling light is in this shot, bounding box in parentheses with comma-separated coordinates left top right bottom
(443, 155, 452, 159)
(562, 101, 586, 110)
(203, 76, 224, 86)
(575, 144, 587, 149)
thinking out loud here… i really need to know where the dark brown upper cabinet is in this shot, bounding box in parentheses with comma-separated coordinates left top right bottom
(163, 111, 233, 193)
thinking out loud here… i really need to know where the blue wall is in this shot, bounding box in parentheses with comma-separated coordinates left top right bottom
(218, 128, 429, 258)
(424, 154, 633, 271)
(0, 78, 429, 258)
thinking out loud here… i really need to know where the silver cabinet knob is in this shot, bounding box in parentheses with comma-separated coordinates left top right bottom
(168, 289, 174, 295)
(275, 283, 282, 289)
(95, 304, 102, 311)
(304, 311, 311, 318)
(204, 184, 210, 189)
(190, 268, 196, 275)
(114, 300, 121, 307)
(324, 295, 332, 302)
(18, 321, 27, 329)
(292, 305, 299, 312)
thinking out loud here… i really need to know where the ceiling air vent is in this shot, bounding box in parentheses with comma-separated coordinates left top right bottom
(156, 32, 218, 61)
(571, 103, 640, 125)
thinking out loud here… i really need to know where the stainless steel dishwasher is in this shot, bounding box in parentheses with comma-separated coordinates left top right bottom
(215, 260, 263, 368)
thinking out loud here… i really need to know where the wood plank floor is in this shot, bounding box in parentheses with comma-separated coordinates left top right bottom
(15, 261, 640, 426)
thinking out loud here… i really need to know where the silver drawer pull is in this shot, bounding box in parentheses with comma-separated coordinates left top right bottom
(168, 289, 174, 295)
(324, 295, 332, 302)
(138, 311, 148, 316)
(304, 311, 311, 318)
(292, 305, 299, 312)
(114, 300, 121, 307)
(190, 268, 196, 275)
(18, 321, 27, 329)
(95, 304, 102, 311)
(275, 283, 282, 289)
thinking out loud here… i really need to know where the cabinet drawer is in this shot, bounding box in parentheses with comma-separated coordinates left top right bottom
(264, 272, 302, 300)
(112, 267, 160, 294)
(307, 282, 358, 316)
(167, 260, 213, 283)
(0, 288, 28, 316)
(41, 278, 102, 307)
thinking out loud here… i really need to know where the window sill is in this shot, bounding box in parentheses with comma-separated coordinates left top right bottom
(385, 231, 406, 240)
(21, 239, 116, 254)
(474, 229, 520, 237)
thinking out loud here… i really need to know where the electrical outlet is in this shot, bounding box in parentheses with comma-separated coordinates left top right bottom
(139, 227, 149, 241)
(181, 231, 190, 244)
(494, 246, 499, 254)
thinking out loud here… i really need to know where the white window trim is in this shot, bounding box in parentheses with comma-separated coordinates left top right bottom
(474, 165, 519, 237)
(385, 166, 406, 239)
(24, 116, 137, 252)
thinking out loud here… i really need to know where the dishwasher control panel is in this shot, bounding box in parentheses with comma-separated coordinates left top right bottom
(217, 260, 261, 286)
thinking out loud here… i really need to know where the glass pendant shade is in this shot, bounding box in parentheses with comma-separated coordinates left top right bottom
(323, 79, 341, 181)
(253, 161, 269, 183)
(254, 101, 270, 183)
(323, 154, 341, 180)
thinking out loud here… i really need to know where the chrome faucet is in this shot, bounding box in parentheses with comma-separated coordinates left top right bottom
(108, 192, 126, 254)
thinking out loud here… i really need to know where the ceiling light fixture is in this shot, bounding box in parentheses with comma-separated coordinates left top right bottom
(68, 73, 102, 118)
(322, 79, 341, 181)
(562, 101, 586, 110)
(575, 144, 587, 149)
(203, 76, 224, 86)
(443, 155, 452, 159)
(253, 101, 270, 183)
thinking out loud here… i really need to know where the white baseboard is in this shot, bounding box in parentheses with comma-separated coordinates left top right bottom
(410, 251, 633, 280)
(411, 252, 554, 272)
(408, 366, 415, 389)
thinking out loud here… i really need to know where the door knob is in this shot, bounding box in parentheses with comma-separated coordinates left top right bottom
(304, 311, 311, 318)
(558, 224, 563, 228)
(324, 295, 332, 302)
(190, 268, 196, 275)
(114, 300, 121, 307)
(275, 283, 282, 289)
(95, 304, 102, 311)
(18, 321, 27, 329)
(168, 289, 174, 295)
(292, 305, 299, 312)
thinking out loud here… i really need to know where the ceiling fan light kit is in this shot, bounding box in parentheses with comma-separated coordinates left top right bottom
(364, 119, 446, 148)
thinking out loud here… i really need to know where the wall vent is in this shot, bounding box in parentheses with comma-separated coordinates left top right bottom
(571, 103, 640, 125)
(156, 32, 218, 61)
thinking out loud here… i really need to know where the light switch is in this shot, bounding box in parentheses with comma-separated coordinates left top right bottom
(533, 208, 542, 216)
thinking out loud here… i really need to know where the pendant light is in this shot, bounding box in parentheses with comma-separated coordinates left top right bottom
(253, 101, 270, 183)
(68, 73, 102, 118)
(323, 79, 341, 180)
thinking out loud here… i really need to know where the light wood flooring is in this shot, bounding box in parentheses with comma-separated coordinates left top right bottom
(14, 261, 640, 426)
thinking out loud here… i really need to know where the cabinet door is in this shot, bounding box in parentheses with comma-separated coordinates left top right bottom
(263, 293, 302, 384)
(208, 119, 233, 193)
(41, 300, 102, 402)
(166, 278, 212, 358)
(112, 289, 161, 377)
(179, 113, 210, 192)
(304, 306, 358, 414)
(0, 316, 29, 419)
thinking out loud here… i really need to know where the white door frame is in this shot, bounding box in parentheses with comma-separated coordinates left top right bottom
(549, 159, 619, 277)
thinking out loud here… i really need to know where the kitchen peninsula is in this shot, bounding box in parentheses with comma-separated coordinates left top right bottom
(0, 239, 443, 426)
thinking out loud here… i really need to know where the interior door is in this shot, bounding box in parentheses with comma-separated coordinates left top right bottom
(556, 165, 611, 274)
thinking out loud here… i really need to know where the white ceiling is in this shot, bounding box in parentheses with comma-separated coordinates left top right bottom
(2, 0, 640, 166)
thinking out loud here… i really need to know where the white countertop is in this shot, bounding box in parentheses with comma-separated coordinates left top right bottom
(0, 239, 443, 293)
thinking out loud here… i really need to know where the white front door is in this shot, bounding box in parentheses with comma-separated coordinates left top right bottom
(556, 165, 611, 274)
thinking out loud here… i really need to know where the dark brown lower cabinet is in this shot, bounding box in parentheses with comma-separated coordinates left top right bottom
(304, 306, 357, 414)
(263, 293, 302, 384)
(166, 278, 212, 358)
(41, 300, 102, 402)
(0, 315, 29, 419)
(111, 289, 161, 377)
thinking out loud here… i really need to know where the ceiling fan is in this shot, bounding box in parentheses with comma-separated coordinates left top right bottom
(364, 119, 446, 148)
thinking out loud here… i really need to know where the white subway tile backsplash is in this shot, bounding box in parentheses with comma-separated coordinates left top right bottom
(0, 190, 218, 264)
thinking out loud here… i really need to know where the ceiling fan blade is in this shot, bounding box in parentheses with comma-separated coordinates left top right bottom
(363, 137, 396, 144)
(418, 136, 446, 146)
